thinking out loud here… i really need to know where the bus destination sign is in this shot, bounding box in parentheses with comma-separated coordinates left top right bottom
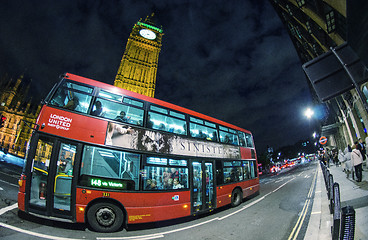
(90, 178, 124, 189)
(80, 175, 135, 190)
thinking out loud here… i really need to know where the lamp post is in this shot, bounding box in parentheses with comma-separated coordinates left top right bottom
(303, 107, 315, 153)
(304, 108, 314, 119)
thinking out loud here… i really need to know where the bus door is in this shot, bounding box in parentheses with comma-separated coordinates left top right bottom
(27, 135, 77, 219)
(191, 160, 215, 213)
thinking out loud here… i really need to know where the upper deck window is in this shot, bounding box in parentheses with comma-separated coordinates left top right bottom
(98, 90, 123, 102)
(92, 92, 144, 126)
(147, 105, 186, 135)
(238, 132, 254, 148)
(219, 126, 239, 146)
(123, 97, 144, 108)
(189, 117, 218, 141)
(49, 81, 94, 114)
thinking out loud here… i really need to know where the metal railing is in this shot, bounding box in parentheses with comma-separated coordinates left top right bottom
(320, 161, 355, 240)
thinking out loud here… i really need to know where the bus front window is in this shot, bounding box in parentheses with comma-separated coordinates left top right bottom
(49, 81, 93, 114)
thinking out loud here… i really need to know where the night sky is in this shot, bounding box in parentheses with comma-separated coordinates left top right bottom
(0, 0, 315, 152)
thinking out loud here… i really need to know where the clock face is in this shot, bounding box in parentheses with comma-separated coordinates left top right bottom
(139, 29, 156, 40)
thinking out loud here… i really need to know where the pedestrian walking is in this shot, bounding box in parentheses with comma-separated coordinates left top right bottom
(333, 149, 339, 166)
(365, 135, 368, 169)
(358, 138, 366, 160)
(351, 143, 363, 182)
(343, 145, 353, 178)
(338, 149, 345, 170)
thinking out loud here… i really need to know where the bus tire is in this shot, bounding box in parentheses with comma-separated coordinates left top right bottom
(230, 188, 243, 207)
(87, 202, 124, 233)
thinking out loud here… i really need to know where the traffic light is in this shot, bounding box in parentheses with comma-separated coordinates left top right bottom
(0, 115, 6, 128)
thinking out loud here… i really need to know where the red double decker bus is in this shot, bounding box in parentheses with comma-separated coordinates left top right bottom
(18, 73, 259, 232)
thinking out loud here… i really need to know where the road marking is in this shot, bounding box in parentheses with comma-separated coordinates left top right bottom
(0, 203, 83, 240)
(287, 168, 318, 240)
(0, 174, 297, 240)
(0, 203, 17, 215)
(0, 221, 83, 240)
(273, 178, 295, 193)
(99, 180, 296, 240)
(217, 196, 265, 221)
(0, 178, 18, 187)
(97, 218, 218, 240)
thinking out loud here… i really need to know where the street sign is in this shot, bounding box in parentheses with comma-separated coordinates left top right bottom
(302, 43, 368, 102)
(319, 136, 328, 145)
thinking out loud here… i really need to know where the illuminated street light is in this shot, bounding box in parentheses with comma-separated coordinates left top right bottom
(304, 108, 314, 119)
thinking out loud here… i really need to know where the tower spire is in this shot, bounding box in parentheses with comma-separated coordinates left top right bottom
(113, 14, 164, 98)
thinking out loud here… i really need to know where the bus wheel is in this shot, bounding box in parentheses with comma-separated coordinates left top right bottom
(231, 188, 243, 207)
(87, 202, 124, 233)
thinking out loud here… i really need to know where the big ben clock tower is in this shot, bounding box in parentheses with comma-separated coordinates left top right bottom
(114, 13, 163, 98)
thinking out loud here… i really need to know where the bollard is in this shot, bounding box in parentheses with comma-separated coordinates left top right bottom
(339, 206, 355, 240)
(329, 174, 334, 213)
(328, 174, 334, 200)
(332, 183, 341, 240)
(325, 169, 330, 192)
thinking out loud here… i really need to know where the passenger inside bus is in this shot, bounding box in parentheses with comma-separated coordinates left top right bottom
(64, 158, 73, 175)
(172, 178, 183, 189)
(164, 178, 173, 189)
(150, 179, 158, 190)
(158, 123, 166, 131)
(115, 111, 128, 122)
(145, 179, 152, 190)
(196, 130, 207, 139)
(91, 101, 103, 116)
(147, 115, 154, 128)
(64, 97, 79, 110)
(211, 131, 218, 142)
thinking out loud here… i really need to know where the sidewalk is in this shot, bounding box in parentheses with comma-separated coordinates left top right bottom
(305, 161, 368, 239)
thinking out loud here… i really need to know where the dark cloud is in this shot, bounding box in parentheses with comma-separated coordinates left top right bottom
(0, 0, 313, 151)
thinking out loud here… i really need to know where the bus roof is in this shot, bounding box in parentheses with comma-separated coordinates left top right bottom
(65, 73, 252, 134)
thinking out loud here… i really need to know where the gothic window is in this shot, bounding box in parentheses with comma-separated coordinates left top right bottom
(296, 0, 305, 7)
(286, 5, 293, 16)
(306, 21, 312, 34)
(326, 11, 336, 33)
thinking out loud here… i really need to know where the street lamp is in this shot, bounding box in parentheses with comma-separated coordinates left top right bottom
(304, 108, 314, 119)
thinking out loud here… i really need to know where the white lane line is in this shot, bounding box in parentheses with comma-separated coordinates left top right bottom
(0, 203, 17, 215)
(311, 211, 321, 214)
(217, 196, 265, 221)
(0, 177, 295, 240)
(97, 218, 219, 240)
(0, 221, 83, 240)
(0, 178, 18, 187)
(273, 178, 295, 193)
(99, 180, 294, 240)
(0, 204, 83, 240)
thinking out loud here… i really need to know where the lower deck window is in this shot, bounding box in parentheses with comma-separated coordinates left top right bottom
(220, 160, 257, 184)
(143, 157, 189, 190)
(79, 146, 140, 190)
